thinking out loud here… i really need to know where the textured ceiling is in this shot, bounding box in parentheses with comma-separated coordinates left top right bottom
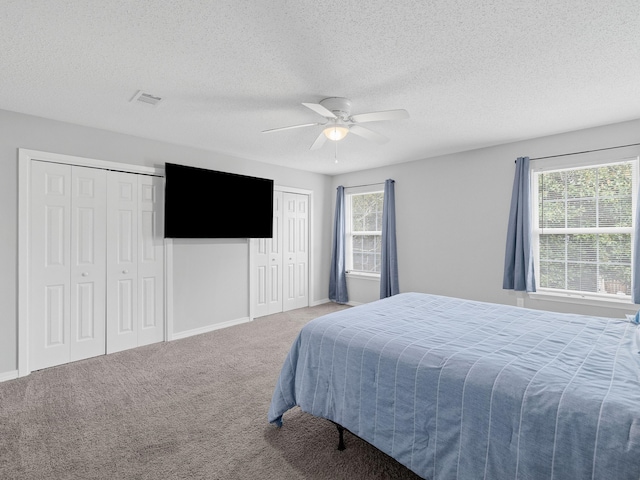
(1, 0, 639, 175)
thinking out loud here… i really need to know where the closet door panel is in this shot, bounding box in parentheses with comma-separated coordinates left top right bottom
(137, 175, 164, 346)
(282, 194, 297, 311)
(140, 277, 156, 328)
(250, 238, 269, 318)
(44, 286, 66, 346)
(283, 193, 309, 312)
(253, 237, 269, 318)
(30, 161, 72, 370)
(106, 171, 138, 353)
(293, 195, 309, 309)
(267, 191, 283, 314)
(117, 279, 135, 331)
(252, 191, 283, 318)
(69, 166, 107, 362)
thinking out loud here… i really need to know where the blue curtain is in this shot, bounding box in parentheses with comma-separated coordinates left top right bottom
(503, 157, 536, 292)
(329, 186, 348, 303)
(632, 185, 640, 303)
(380, 179, 399, 298)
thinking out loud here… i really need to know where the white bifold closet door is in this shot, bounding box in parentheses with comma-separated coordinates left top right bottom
(282, 192, 309, 312)
(253, 190, 284, 316)
(29, 162, 164, 371)
(252, 191, 308, 318)
(30, 162, 107, 370)
(106, 172, 164, 353)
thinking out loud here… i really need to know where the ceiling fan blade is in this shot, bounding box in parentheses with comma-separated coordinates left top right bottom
(350, 109, 409, 123)
(302, 102, 337, 119)
(349, 125, 389, 144)
(310, 131, 327, 150)
(262, 122, 323, 133)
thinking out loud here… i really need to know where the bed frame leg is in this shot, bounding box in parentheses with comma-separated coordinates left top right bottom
(335, 424, 346, 451)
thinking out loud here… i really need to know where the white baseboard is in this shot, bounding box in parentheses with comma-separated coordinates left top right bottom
(0, 370, 19, 383)
(170, 317, 251, 341)
(310, 298, 330, 307)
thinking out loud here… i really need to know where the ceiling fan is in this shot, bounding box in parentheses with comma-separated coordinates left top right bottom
(262, 97, 409, 150)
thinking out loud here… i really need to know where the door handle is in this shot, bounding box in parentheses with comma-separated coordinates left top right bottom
(122, 270, 128, 274)
(82, 272, 89, 277)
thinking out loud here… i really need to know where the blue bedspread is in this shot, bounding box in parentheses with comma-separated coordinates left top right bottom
(268, 292, 640, 479)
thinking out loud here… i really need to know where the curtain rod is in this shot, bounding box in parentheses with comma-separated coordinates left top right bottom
(343, 182, 385, 189)
(518, 142, 640, 162)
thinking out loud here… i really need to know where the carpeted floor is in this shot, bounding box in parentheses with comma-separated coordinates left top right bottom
(0, 303, 423, 479)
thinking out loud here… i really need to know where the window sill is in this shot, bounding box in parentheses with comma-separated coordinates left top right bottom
(346, 271, 380, 282)
(528, 290, 638, 312)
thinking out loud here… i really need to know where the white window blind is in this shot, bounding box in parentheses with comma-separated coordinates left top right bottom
(533, 160, 635, 297)
(347, 190, 384, 274)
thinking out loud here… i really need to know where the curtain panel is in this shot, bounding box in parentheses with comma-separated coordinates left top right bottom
(380, 179, 399, 298)
(632, 184, 640, 303)
(503, 157, 536, 292)
(329, 186, 348, 303)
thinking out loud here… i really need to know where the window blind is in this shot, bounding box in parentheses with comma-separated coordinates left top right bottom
(537, 161, 633, 296)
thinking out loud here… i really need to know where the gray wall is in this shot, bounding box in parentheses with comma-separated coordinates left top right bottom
(4, 107, 639, 378)
(0, 108, 334, 375)
(334, 118, 640, 317)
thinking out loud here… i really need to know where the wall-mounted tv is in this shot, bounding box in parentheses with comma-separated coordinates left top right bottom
(164, 163, 273, 238)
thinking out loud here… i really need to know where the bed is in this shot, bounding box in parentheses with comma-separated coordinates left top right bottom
(268, 292, 640, 479)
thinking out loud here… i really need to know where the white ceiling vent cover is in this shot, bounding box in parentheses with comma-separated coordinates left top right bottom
(130, 90, 162, 107)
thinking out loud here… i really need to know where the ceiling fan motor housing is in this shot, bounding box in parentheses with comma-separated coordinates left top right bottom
(320, 97, 352, 120)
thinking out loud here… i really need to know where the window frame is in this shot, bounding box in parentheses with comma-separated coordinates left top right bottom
(344, 185, 384, 277)
(529, 153, 639, 308)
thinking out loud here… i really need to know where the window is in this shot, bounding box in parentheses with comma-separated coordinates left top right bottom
(346, 189, 384, 275)
(531, 158, 637, 299)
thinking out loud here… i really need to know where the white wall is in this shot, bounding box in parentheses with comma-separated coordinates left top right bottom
(0, 108, 334, 376)
(334, 118, 640, 318)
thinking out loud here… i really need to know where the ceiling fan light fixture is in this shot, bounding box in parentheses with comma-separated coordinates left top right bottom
(266, 97, 405, 149)
(323, 124, 349, 141)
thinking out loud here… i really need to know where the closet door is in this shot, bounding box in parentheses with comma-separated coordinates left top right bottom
(69, 166, 107, 362)
(252, 191, 283, 318)
(293, 193, 309, 309)
(106, 172, 164, 352)
(136, 174, 165, 346)
(253, 236, 269, 319)
(30, 162, 107, 370)
(30, 161, 72, 370)
(282, 193, 309, 312)
(267, 191, 284, 314)
(106, 171, 139, 353)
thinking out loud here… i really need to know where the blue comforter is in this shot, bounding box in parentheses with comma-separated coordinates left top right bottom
(268, 292, 640, 479)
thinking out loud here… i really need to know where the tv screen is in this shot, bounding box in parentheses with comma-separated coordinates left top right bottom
(164, 163, 274, 238)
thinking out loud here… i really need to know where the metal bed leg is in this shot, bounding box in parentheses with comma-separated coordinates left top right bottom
(335, 423, 346, 451)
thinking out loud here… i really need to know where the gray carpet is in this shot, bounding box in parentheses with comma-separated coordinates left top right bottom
(0, 303, 422, 480)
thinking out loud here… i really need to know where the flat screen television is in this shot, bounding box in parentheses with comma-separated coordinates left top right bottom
(164, 163, 273, 238)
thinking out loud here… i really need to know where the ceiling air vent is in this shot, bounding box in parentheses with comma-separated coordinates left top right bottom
(130, 90, 162, 107)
